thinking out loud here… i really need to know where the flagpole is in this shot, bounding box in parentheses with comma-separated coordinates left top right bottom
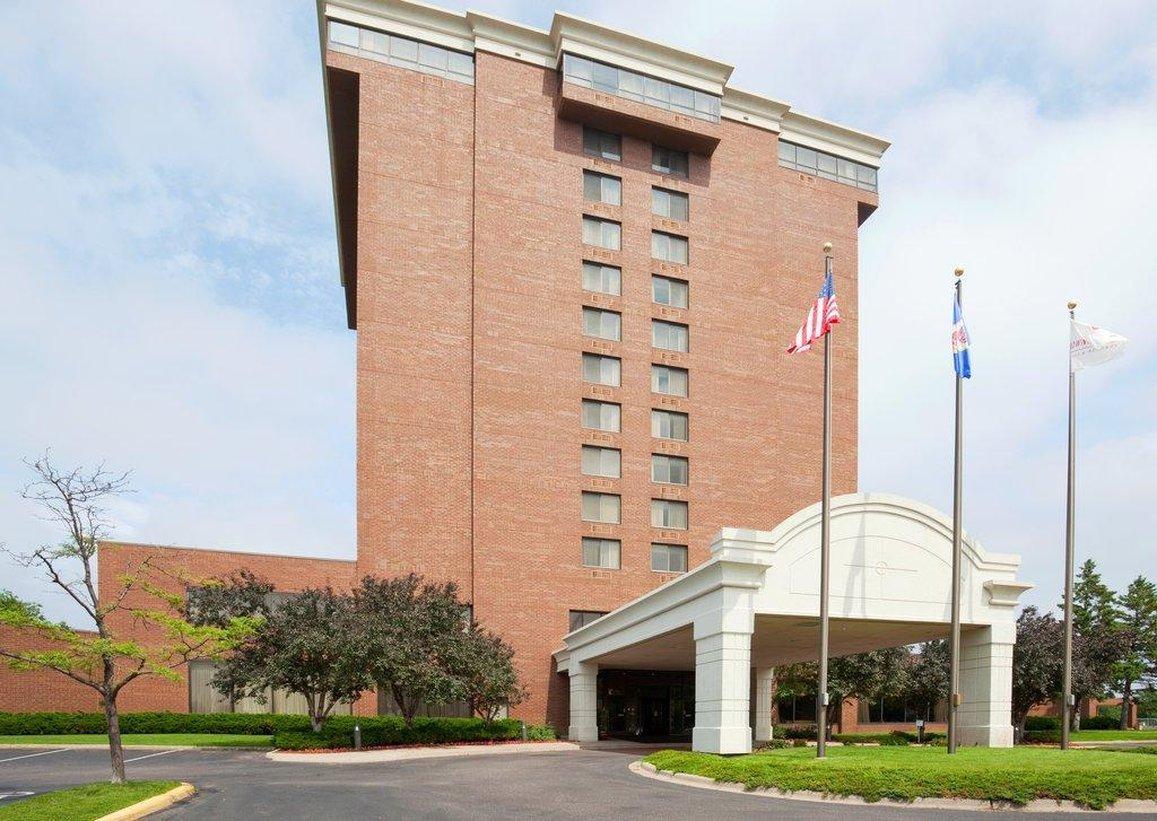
(948, 267, 965, 754)
(1061, 300, 1077, 750)
(816, 241, 833, 759)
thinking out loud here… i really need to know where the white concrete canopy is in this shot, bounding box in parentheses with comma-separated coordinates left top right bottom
(554, 493, 1033, 753)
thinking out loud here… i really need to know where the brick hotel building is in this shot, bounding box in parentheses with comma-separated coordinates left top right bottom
(0, 0, 892, 734)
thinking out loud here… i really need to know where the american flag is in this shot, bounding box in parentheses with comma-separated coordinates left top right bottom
(787, 272, 841, 354)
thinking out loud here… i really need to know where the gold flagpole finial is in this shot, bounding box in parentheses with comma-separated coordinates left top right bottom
(955, 267, 964, 278)
(1068, 301, 1077, 310)
(823, 241, 832, 254)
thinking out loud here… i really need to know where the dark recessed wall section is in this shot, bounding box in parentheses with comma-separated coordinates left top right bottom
(328, 65, 361, 329)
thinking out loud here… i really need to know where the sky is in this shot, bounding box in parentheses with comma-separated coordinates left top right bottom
(1, 0, 1154, 624)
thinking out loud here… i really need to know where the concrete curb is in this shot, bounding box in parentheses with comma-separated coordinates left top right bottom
(629, 760, 1157, 814)
(267, 740, 579, 764)
(95, 782, 196, 821)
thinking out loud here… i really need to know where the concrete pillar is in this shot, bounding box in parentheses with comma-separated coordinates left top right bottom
(753, 667, 775, 743)
(958, 624, 1015, 747)
(568, 661, 599, 743)
(692, 592, 755, 754)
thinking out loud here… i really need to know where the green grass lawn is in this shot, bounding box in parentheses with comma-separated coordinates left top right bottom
(644, 746, 1157, 809)
(1072, 729, 1157, 742)
(0, 781, 180, 820)
(0, 733, 272, 747)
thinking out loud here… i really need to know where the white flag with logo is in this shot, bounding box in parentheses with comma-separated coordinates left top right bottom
(1070, 320, 1128, 372)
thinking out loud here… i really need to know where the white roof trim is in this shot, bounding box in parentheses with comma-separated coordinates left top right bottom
(320, 0, 890, 165)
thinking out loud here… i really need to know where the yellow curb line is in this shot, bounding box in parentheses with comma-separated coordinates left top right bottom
(95, 782, 196, 821)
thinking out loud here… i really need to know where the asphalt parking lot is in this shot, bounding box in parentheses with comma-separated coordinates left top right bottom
(0, 745, 1113, 819)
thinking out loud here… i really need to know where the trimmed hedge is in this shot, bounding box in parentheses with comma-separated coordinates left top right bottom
(832, 731, 914, 746)
(274, 717, 555, 750)
(1083, 715, 1120, 730)
(0, 712, 311, 736)
(1025, 715, 1060, 731)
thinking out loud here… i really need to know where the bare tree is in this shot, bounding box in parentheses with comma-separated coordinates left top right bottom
(0, 454, 251, 783)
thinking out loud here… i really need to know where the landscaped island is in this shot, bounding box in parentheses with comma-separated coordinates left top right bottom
(644, 746, 1157, 810)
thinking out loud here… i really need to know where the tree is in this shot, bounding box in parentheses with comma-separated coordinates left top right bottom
(353, 574, 473, 723)
(0, 456, 249, 783)
(777, 647, 909, 733)
(1060, 559, 1120, 729)
(210, 586, 371, 732)
(453, 623, 526, 722)
(904, 640, 949, 722)
(184, 569, 274, 628)
(1011, 606, 1062, 733)
(1112, 576, 1157, 729)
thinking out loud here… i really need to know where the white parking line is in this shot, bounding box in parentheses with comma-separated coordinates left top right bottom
(0, 748, 68, 764)
(125, 748, 184, 763)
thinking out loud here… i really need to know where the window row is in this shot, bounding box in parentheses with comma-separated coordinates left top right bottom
(582, 355, 689, 397)
(583, 171, 689, 222)
(581, 538, 689, 573)
(563, 54, 721, 123)
(582, 401, 689, 442)
(584, 127, 690, 178)
(582, 218, 689, 264)
(581, 310, 688, 352)
(327, 20, 474, 84)
(778, 140, 878, 193)
(580, 447, 689, 485)
(583, 263, 688, 310)
(582, 492, 689, 529)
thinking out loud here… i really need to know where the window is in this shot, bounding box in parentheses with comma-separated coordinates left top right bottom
(651, 499, 689, 530)
(582, 353, 621, 386)
(651, 231, 688, 264)
(652, 146, 689, 177)
(651, 454, 689, 485)
(582, 399, 621, 432)
(581, 445, 621, 478)
(563, 54, 721, 122)
(651, 275, 689, 309)
(568, 609, 608, 632)
(651, 409, 689, 441)
(651, 543, 688, 573)
(583, 171, 621, 206)
(583, 216, 621, 250)
(581, 491, 620, 523)
(582, 537, 621, 569)
(583, 307, 621, 341)
(652, 320, 689, 352)
(652, 187, 689, 221)
(328, 21, 474, 84)
(583, 261, 621, 296)
(583, 126, 621, 161)
(778, 140, 878, 193)
(651, 364, 688, 397)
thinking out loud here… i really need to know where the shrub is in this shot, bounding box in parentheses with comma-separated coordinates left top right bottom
(775, 724, 816, 740)
(273, 716, 555, 750)
(755, 739, 792, 750)
(1022, 730, 1060, 743)
(791, 738, 808, 747)
(831, 731, 912, 746)
(1024, 715, 1060, 732)
(1082, 715, 1119, 730)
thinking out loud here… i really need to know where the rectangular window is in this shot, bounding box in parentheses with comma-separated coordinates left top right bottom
(581, 445, 621, 478)
(651, 275, 689, 309)
(582, 353, 621, 387)
(652, 319, 689, 352)
(583, 216, 621, 250)
(564, 54, 720, 123)
(651, 409, 689, 441)
(651, 231, 689, 264)
(651, 364, 688, 397)
(778, 139, 878, 193)
(583, 170, 622, 206)
(651, 187, 689, 221)
(583, 126, 621, 161)
(568, 609, 608, 632)
(582, 399, 621, 432)
(328, 21, 474, 84)
(651, 543, 688, 573)
(581, 491, 620, 523)
(651, 454, 689, 485)
(582, 307, 621, 341)
(651, 499, 689, 530)
(582, 537, 621, 569)
(652, 146, 689, 177)
(582, 261, 621, 296)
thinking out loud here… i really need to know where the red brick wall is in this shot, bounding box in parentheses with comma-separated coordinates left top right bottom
(0, 625, 103, 712)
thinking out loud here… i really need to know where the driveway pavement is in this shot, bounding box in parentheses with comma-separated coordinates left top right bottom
(0, 744, 1112, 819)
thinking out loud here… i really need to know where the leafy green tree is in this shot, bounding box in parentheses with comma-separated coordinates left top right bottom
(0, 456, 249, 783)
(452, 623, 526, 722)
(1060, 559, 1120, 729)
(904, 640, 949, 722)
(1011, 606, 1062, 733)
(778, 647, 909, 733)
(184, 570, 274, 628)
(1112, 576, 1157, 729)
(353, 574, 473, 723)
(210, 586, 371, 732)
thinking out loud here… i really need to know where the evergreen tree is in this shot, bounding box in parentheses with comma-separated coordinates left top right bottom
(1058, 559, 1120, 730)
(1113, 576, 1157, 729)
